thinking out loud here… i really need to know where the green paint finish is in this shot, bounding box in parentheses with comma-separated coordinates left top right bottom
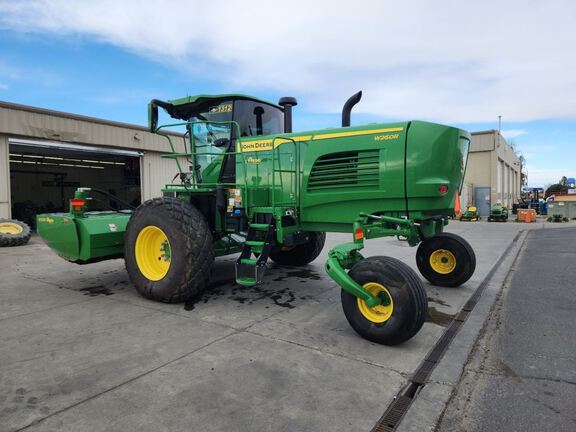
(233, 121, 469, 232)
(325, 241, 382, 307)
(213, 235, 244, 257)
(236, 277, 257, 287)
(489, 203, 509, 221)
(37, 214, 80, 260)
(37, 211, 130, 262)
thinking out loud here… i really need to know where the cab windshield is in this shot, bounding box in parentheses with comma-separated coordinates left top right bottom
(189, 101, 234, 167)
(188, 99, 284, 169)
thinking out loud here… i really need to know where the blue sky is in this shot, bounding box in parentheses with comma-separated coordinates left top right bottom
(1, 0, 575, 187)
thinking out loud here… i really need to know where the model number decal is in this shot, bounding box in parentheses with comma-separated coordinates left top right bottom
(374, 134, 400, 141)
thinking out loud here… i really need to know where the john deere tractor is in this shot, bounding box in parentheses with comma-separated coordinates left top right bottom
(460, 205, 480, 221)
(37, 91, 475, 345)
(488, 203, 508, 222)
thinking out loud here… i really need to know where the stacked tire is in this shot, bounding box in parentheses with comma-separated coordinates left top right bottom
(0, 218, 32, 247)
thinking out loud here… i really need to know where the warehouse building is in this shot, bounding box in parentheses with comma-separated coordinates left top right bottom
(0, 101, 183, 225)
(460, 130, 521, 216)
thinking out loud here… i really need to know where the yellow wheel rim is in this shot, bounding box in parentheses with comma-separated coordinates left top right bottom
(357, 282, 394, 323)
(135, 226, 171, 281)
(0, 222, 23, 235)
(429, 249, 456, 274)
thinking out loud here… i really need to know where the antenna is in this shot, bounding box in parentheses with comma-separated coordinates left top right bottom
(498, 115, 502, 133)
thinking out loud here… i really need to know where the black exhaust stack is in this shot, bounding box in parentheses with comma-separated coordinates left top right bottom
(278, 97, 298, 133)
(342, 91, 362, 127)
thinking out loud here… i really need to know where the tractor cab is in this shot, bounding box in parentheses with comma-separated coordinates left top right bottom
(149, 95, 295, 184)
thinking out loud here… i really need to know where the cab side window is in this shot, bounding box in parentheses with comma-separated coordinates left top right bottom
(234, 101, 284, 137)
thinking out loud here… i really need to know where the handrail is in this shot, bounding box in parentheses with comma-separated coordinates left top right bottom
(154, 119, 303, 220)
(154, 120, 247, 191)
(271, 137, 299, 210)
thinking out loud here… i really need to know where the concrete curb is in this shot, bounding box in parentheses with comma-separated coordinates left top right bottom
(395, 230, 529, 432)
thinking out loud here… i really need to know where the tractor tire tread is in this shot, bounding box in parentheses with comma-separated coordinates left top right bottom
(416, 232, 476, 287)
(269, 232, 326, 266)
(342, 256, 427, 345)
(124, 197, 214, 303)
(0, 218, 32, 247)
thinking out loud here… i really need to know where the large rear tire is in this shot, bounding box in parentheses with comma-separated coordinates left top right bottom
(124, 197, 214, 303)
(0, 218, 31, 247)
(269, 232, 325, 266)
(341, 256, 428, 345)
(416, 232, 476, 287)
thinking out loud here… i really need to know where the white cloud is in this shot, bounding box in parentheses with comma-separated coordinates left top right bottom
(0, 82, 8, 90)
(525, 165, 568, 187)
(501, 129, 527, 139)
(1, 0, 576, 122)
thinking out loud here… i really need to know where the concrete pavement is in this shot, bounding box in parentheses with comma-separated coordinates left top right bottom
(0, 219, 572, 431)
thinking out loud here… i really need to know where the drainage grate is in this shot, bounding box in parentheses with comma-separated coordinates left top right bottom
(372, 391, 416, 432)
(411, 360, 436, 385)
(371, 230, 523, 431)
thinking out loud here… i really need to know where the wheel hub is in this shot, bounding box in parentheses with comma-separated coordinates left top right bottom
(429, 249, 456, 274)
(357, 282, 394, 323)
(135, 225, 172, 281)
(0, 222, 23, 235)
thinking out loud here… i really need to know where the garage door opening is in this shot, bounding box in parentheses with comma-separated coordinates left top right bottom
(9, 140, 141, 227)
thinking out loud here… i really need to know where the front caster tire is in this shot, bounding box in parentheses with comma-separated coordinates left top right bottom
(124, 197, 214, 303)
(341, 256, 428, 346)
(416, 232, 476, 287)
(269, 231, 325, 266)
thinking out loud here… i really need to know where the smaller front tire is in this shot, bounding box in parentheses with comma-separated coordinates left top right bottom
(341, 256, 428, 345)
(416, 232, 476, 287)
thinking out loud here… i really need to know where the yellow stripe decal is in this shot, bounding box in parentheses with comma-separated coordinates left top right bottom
(238, 127, 404, 152)
(311, 127, 403, 141)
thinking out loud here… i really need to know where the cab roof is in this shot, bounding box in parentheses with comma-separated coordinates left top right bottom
(164, 94, 281, 120)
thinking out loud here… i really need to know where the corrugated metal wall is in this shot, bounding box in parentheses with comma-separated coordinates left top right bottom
(0, 135, 10, 217)
(141, 152, 189, 201)
(460, 181, 474, 208)
(470, 132, 495, 152)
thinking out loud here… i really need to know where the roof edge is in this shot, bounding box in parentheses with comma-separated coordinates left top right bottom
(0, 99, 181, 135)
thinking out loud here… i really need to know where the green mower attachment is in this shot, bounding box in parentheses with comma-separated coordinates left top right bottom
(36, 188, 131, 262)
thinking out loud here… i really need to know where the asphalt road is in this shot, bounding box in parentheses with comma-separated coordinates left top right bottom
(438, 227, 576, 432)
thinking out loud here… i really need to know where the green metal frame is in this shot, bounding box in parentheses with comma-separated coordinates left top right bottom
(325, 213, 446, 306)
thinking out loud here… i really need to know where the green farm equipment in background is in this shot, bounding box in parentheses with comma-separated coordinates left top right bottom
(37, 91, 475, 345)
(487, 203, 509, 222)
(460, 205, 480, 221)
